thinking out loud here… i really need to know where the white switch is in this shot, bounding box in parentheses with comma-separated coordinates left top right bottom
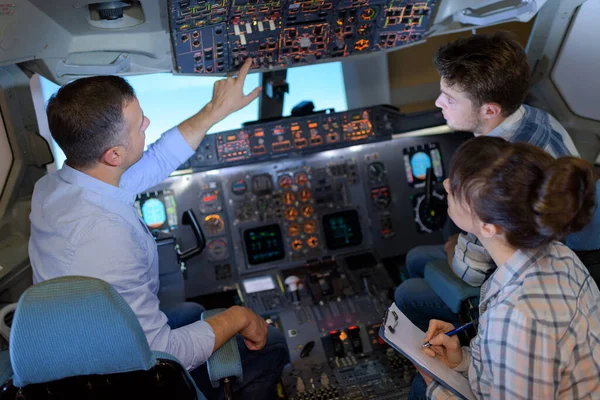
(246, 23, 252, 34)
(300, 37, 311, 48)
(234, 24, 240, 35)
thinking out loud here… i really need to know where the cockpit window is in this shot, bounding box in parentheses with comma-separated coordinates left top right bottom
(283, 62, 347, 117)
(32, 61, 346, 171)
(33, 72, 260, 170)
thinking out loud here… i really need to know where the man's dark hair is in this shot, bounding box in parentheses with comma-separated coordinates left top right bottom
(46, 76, 136, 168)
(433, 31, 531, 116)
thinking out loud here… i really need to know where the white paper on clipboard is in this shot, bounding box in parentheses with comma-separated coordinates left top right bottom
(379, 303, 476, 400)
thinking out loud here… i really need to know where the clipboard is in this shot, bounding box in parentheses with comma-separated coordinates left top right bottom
(379, 303, 477, 400)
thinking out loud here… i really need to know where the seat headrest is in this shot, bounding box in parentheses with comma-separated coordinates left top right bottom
(10, 276, 155, 387)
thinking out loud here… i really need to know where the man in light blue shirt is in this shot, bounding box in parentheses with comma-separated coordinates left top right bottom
(29, 58, 288, 399)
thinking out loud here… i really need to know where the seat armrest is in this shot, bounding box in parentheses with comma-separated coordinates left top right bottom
(201, 309, 243, 389)
(424, 259, 480, 314)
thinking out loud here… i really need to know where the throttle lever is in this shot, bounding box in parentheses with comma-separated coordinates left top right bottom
(425, 167, 434, 204)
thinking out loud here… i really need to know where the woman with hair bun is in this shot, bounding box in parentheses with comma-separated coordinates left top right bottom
(418, 136, 600, 399)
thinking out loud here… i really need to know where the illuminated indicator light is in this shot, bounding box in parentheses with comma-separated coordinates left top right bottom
(339, 331, 348, 341)
(308, 123, 318, 129)
(285, 207, 298, 221)
(203, 194, 217, 203)
(303, 221, 316, 234)
(227, 135, 237, 142)
(288, 223, 300, 237)
(307, 236, 319, 248)
(301, 205, 313, 218)
(329, 330, 339, 335)
(291, 125, 300, 131)
(300, 189, 311, 202)
(282, 192, 295, 205)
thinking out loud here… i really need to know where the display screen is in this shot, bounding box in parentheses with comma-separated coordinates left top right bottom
(252, 174, 273, 195)
(134, 189, 178, 233)
(244, 224, 285, 265)
(403, 143, 444, 187)
(243, 276, 276, 294)
(322, 210, 362, 250)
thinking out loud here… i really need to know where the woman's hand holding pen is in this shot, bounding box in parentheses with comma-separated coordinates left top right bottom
(422, 319, 463, 369)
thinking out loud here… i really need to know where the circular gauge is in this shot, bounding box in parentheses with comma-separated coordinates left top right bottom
(307, 236, 320, 248)
(414, 192, 447, 233)
(231, 179, 247, 195)
(299, 188, 312, 202)
(285, 207, 298, 221)
(367, 162, 386, 183)
(291, 239, 303, 251)
(207, 239, 228, 261)
(282, 191, 296, 205)
(204, 214, 225, 236)
(288, 223, 300, 237)
(301, 204, 314, 218)
(278, 174, 293, 189)
(303, 220, 317, 234)
(294, 171, 309, 186)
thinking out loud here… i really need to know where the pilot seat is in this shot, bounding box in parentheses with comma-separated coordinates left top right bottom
(0, 276, 242, 400)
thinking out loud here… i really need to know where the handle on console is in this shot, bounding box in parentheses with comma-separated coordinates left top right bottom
(425, 167, 434, 204)
(179, 209, 206, 262)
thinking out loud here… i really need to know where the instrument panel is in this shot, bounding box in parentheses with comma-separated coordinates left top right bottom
(137, 108, 471, 296)
(140, 109, 471, 399)
(168, 0, 439, 75)
(178, 105, 402, 172)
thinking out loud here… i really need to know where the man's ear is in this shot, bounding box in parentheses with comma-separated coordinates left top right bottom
(100, 145, 125, 167)
(479, 221, 501, 239)
(480, 102, 503, 121)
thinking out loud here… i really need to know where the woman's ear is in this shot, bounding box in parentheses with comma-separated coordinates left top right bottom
(479, 221, 501, 239)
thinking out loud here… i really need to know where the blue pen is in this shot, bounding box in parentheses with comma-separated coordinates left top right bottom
(422, 320, 477, 348)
